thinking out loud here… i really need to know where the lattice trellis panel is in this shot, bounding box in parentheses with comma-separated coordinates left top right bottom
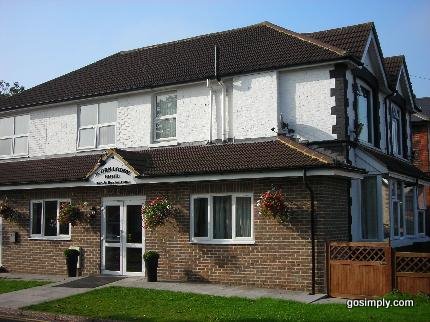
(330, 245, 387, 263)
(396, 256, 430, 273)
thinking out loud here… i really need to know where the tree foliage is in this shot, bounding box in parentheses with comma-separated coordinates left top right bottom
(0, 80, 25, 98)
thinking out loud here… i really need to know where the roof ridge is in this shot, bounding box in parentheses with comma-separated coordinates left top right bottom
(261, 22, 347, 56)
(275, 136, 332, 164)
(119, 22, 266, 55)
(303, 21, 374, 35)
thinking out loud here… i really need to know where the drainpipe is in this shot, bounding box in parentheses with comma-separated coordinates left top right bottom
(214, 45, 226, 142)
(384, 91, 397, 154)
(218, 81, 226, 142)
(303, 168, 316, 295)
(207, 79, 213, 143)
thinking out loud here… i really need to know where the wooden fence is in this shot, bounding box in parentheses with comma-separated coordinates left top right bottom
(395, 252, 430, 294)
(328, 242, 392, 298)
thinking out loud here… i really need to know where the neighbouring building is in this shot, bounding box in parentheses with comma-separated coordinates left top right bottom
(0, 21, 428, 293)
(412, 97, 430, 235)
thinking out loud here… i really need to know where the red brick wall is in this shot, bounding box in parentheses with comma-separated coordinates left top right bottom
(412, 123, 430, 205)
(412, 124, 429, 173)
(1, 177, 349, 293)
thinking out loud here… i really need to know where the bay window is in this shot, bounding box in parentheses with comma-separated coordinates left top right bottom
(0, 115, 30, 157)
(417, 185, 426, 235)
(78, 101, 117, 149)
(191, 194, 253, 243)
(404, 185, 415, 236)
(30, 200, 70, 238)
(153, 92, 177, 141)
(361, 176, 379, 240)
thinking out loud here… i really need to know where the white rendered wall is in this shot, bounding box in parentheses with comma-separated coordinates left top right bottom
(279, 66, 336, 141)
(232, 71, 278, 140)
(117, 92, 152, 148)
(29, 104, 78, 157)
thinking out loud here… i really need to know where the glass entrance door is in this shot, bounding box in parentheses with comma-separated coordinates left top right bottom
(102, 198, 144, 275)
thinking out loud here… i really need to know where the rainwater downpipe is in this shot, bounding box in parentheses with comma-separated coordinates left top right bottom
(207, 79, 213, 143)
(303, 168, 316, 295)
(214, 45, 226, 142)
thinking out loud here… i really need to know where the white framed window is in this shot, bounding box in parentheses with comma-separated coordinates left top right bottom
(190, 193, 254, 244)
(153, 92, 177, 142)
(30, 199, 71, 239)
(417, 185, 426, 236)
(0, 115, 30, 157)
(78, 101, 117, 149)
(357, 85, 373, 144)
(391, 106, 402, 156)
(404, 184, 416, 236)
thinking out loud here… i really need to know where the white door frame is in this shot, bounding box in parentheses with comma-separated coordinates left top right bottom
(101, 196, 145, 276)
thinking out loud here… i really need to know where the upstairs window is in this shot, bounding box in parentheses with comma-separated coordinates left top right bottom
(391, 106, 402, 156)
(357, 86, 373, 144)
(0, 115, 30, 157)
(191, 194, 253, 243)
(78, 101, 117, 149)
(153, 92, 177, 141)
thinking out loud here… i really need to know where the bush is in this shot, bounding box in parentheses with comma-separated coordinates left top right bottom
(64, 249, 80, 258)
(143, 250, 159, 262)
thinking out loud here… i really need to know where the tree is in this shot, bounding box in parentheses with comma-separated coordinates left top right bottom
(0, 80, 25, 98)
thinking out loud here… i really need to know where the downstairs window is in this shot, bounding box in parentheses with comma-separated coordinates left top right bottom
(30, 200, 71, 239)
(191, 194, 253, 243)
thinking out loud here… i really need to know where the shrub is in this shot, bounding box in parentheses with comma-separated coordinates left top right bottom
(143, 250, 160, 262)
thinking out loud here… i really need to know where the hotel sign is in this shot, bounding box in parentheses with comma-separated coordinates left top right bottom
(89, 156, 136, 185)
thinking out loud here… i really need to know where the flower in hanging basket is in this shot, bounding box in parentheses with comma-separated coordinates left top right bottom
(78, 202, 99, 224)
(58, 202, 82, 226)
(0, 197, 20, 223)
(142, 196, 176, 230)
(257, 188, 289, 223)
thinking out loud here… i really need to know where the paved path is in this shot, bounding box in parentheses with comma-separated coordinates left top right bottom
(0, 277, 92, 309)
(0, 273, 338, 310)
(113, 277, 327, 303)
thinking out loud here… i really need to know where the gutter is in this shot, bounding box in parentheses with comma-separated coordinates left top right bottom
(303, 168, 316, 295)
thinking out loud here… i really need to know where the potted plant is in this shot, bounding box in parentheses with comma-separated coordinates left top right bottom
(64, 248, 80, 277)
(143, 250, 159, 282)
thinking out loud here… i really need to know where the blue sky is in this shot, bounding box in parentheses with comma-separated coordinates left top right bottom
(1, 0, 429, 97)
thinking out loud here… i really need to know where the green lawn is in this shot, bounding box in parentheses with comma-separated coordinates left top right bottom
(0, 278, 50, 294)
(26, 286, 430, 322)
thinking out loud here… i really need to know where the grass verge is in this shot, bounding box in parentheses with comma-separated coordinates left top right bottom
(0, 278, 50, 294)
(26, 286, 430, 322)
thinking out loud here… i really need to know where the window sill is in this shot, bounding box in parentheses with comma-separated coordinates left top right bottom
(149, 140, 178, 148)
(0, 154, 29, 160)
(76, 145, 116, 153)
(29, 236, 71, 241)
(190, 240, 255, 245)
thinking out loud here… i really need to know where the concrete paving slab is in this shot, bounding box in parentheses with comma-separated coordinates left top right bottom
(111, 277, 327, 304)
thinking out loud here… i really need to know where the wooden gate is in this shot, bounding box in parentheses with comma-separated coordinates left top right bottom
(395, 252, 430, 294)
(328, 242, 392, 298)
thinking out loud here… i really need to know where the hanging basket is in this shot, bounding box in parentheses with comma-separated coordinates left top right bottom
(257, 188, 289, 223)
(141, 197, 176, 230)
(0, 197, 21, 223)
